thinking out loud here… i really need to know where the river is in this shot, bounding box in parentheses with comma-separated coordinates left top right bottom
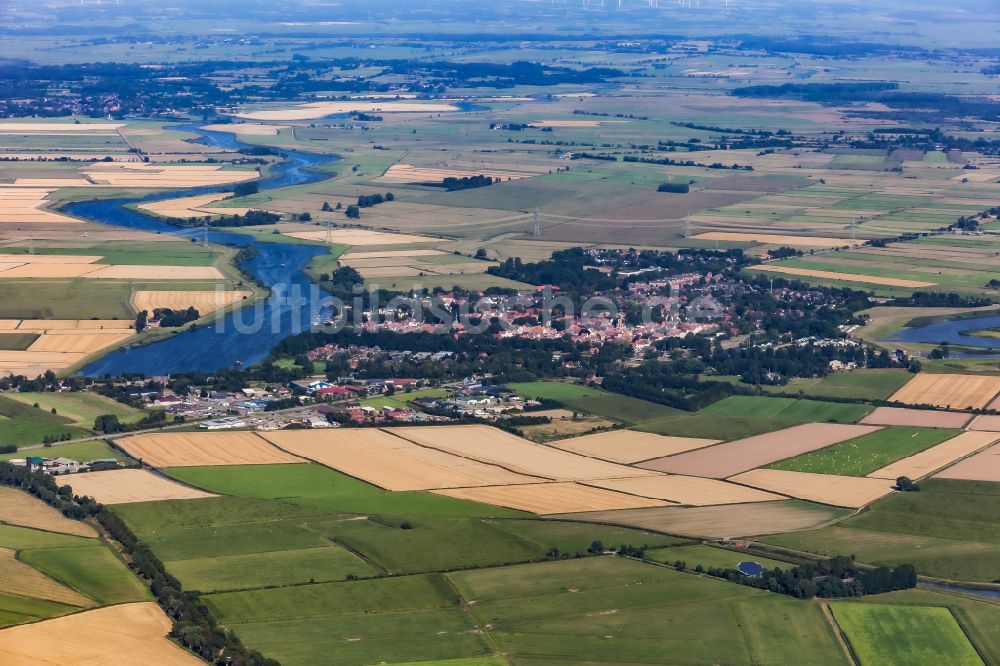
(889, 313, 1000, 358)
(75, 124, 337, 376)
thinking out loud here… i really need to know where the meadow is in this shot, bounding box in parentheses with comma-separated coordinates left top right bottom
(767, 427, 959, 476)
(831, 603, 983, 666)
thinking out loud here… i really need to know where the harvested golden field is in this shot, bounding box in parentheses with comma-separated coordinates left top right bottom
(0, 350, 89, 378)
(381, 164, 535, 183)
(261, 428, 542, 491)
(432, 482, 667, 514)
(28, 331, 135, 354)
(0, 254, 102, 264)
(282, 228, 439, 246)
(15, 319, 135, 330)
(341, 249, 446, 260)
(549, 430, 720, 464)
(729, 469, 895, 508)
(85, 265, 225, 280)
(82, 163, 258, 188)
(130, 290, 251, 316)
(0, 122, 125, 133)
(138, 193, 249, 219)
(868, 431, 1000, 480)
(935, 443, 1000, 481)
(388, 425, 658, 481)
(555, 501, 846, 538)
(860, 406, 972, 429)
(0, 487, 96, 537)
(748, 264, 936, 288)
(114, 432, 304, 468)
(640, 423, 882, 479)
(0, 548, 94, 607)
(969, 415, 1000, 432)
(528, 120, 606, 127)
(235, 101, 460, 120)
(0, 188, 81, 224)
(584, 475, 783, 506)
(889, 373, 1000, 409)
(0, 602, 204, 666)
(201, 123, 288, 135)
(691, 232, 863, 248)
(0, 263, 102, 278)
(63, 469, 217, 504)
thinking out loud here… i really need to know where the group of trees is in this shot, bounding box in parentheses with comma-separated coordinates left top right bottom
(357, 192, 393, 208)
(442, 175, 494, 191)
(687, 555, 917, 600)
(135, 307, 201, 332)
(623, 155, 753, 171)
(657, 182, 690, 193)
(167, 209, 280, 229)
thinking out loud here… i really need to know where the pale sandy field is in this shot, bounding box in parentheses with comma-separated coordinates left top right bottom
(0, 602, 204, 666)
(528, 120, 605, 127)
(261, 428, 542, 491)
(584, 474, 782, 506)
(8, 165, 257, 189)
(935, 442, 1000, 481)
(236, 101, 460, 120)
(549, 430, 720, 464)
(0, 254, 101, 264)
(131, 290, 251, 316)
(868, 431, 1000, 480)
(0, 187, 82, 224)
(969, 415, 1000, 432)
(380, 164, 535, 183)
(138, 192, 249, 219)
(201, 123, 288, 135)
(0, 487, 96, 537)
(0, 122, 125, 132)
(860, 406, 972, 429)
(28, 331, 136, 354)
(728, 469, 895, 508)
(14, 319, 135, 330)
(85, 265, 225, 280)
(639, 423, 882, 479)
(555, 501, 844, 538)
(114, 432, 304, 468)
(749, 264, 936, 288)
(692, 232, 863, 248)
(889, 373, 1000, 410)
(341, 249, 445, 260)
(62, 469, 217, 504)
(389, 425, 659, 481)
(0, 547, 95, 607)
(433, 482, 667, 514)
(282, 228, 440, 246)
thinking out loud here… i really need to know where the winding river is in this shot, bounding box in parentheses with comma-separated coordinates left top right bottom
(75, 124, 337, 376)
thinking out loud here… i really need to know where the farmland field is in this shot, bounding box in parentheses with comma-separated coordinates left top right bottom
(767, 427, 959, 476)
(831, 603, 983, 666)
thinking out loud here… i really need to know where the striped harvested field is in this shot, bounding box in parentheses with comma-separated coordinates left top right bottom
(0, 548, 94, 607)
(935, 442, 1000, 482)
(0, 487, 96, 537)
(889, 373, 1000, 410)
(63, 469, 217, 504)
(860, 406, 972, 429)
(584, 475, 782, 506)
(260, 428, 542, 491)
(749, 264, 935, 288)
(867, 431, 1000, 480)
(432, 482, 667, 514)
(130, 290, 251, 316)
(0, 602, 204, 666)
(728, 469, 895, 508)
(549, 430, 720, 464)
(692, 232, 863, 248)
(639, 423, 882, 479)
(114, 432, 304, 468)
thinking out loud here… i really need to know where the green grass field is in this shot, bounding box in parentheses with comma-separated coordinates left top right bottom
(0, 592, 79, 629)
(729, 370, 911, 401)
(0, 395, 90, 446)
(831, 603, 983, 666)
(448, 557, 848, 665)
(5, 391, 145, 428)
(19, 545, 150, 605)
(768, 427, 959, 476)
(0, 333, 38, 351)
(644, 544, 793, 571)
(507, 381, 684, 425)
(0, 439, 128, 462)
(762, 479, 1000, 582)
(701, 396, 872, 423)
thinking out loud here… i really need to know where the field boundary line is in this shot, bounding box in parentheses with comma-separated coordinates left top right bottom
(948, 606, 989, 666)
(439, 572, 507, 661)
(820, 602, 859, 666)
